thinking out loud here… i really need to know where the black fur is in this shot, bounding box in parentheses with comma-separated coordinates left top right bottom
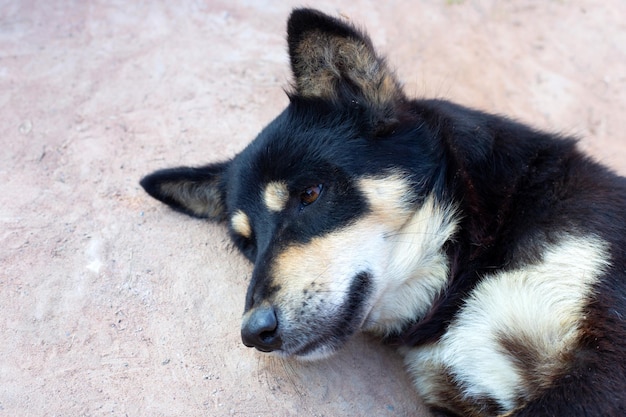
(141, 8, 626, 416)
(391, 99, 626, 346)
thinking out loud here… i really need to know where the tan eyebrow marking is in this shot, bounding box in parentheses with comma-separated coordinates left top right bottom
(231, 210, 252, 239)
(264, 181, 289, 212)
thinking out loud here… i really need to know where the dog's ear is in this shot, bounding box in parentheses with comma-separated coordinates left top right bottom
(287, 8, 405, 133)
(140, 162, 230, 221)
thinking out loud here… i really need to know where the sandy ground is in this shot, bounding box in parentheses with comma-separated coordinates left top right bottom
(2, 1, 625, 416)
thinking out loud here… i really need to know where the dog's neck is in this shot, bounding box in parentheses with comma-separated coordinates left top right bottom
(361, 195, 460, 337)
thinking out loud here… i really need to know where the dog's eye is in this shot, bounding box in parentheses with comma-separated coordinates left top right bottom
(300, 184, 323, 206)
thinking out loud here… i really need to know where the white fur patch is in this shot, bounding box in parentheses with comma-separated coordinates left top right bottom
(264, 181, 289, 212)
(363, 194, 459, 335)
(405, 234, 610, 413)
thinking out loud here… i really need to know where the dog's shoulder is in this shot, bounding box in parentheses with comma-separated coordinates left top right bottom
(399, 97, 626, 416)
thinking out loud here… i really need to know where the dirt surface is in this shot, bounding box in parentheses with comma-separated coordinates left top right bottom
(2, 1, 625, 416)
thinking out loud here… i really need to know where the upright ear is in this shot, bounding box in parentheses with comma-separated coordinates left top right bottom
(140, 161, 230, 221)
(287, 8, 405, 132)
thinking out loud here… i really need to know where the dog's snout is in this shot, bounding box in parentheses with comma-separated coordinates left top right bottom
(241, 306, 282, 352)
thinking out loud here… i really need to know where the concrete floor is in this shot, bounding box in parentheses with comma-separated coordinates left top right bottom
(2, 1, 625, 416)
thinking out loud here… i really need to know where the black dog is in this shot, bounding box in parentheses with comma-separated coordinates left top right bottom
(141, 9, 626, 416)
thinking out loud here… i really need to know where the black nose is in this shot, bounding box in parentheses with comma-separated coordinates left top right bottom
(241, 306, 282, 352)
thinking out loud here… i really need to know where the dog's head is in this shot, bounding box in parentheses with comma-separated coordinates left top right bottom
(141, 9, 457, 359)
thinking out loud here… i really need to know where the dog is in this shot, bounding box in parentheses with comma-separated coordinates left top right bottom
(140, 8, 626, 416)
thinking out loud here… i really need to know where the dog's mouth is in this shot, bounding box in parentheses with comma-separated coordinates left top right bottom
(241, 271, 374, 360)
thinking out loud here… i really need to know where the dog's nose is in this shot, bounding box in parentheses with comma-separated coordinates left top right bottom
(241, 306, 282, 352)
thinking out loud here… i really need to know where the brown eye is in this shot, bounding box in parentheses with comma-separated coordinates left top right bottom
(300, 184, 323, 206)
